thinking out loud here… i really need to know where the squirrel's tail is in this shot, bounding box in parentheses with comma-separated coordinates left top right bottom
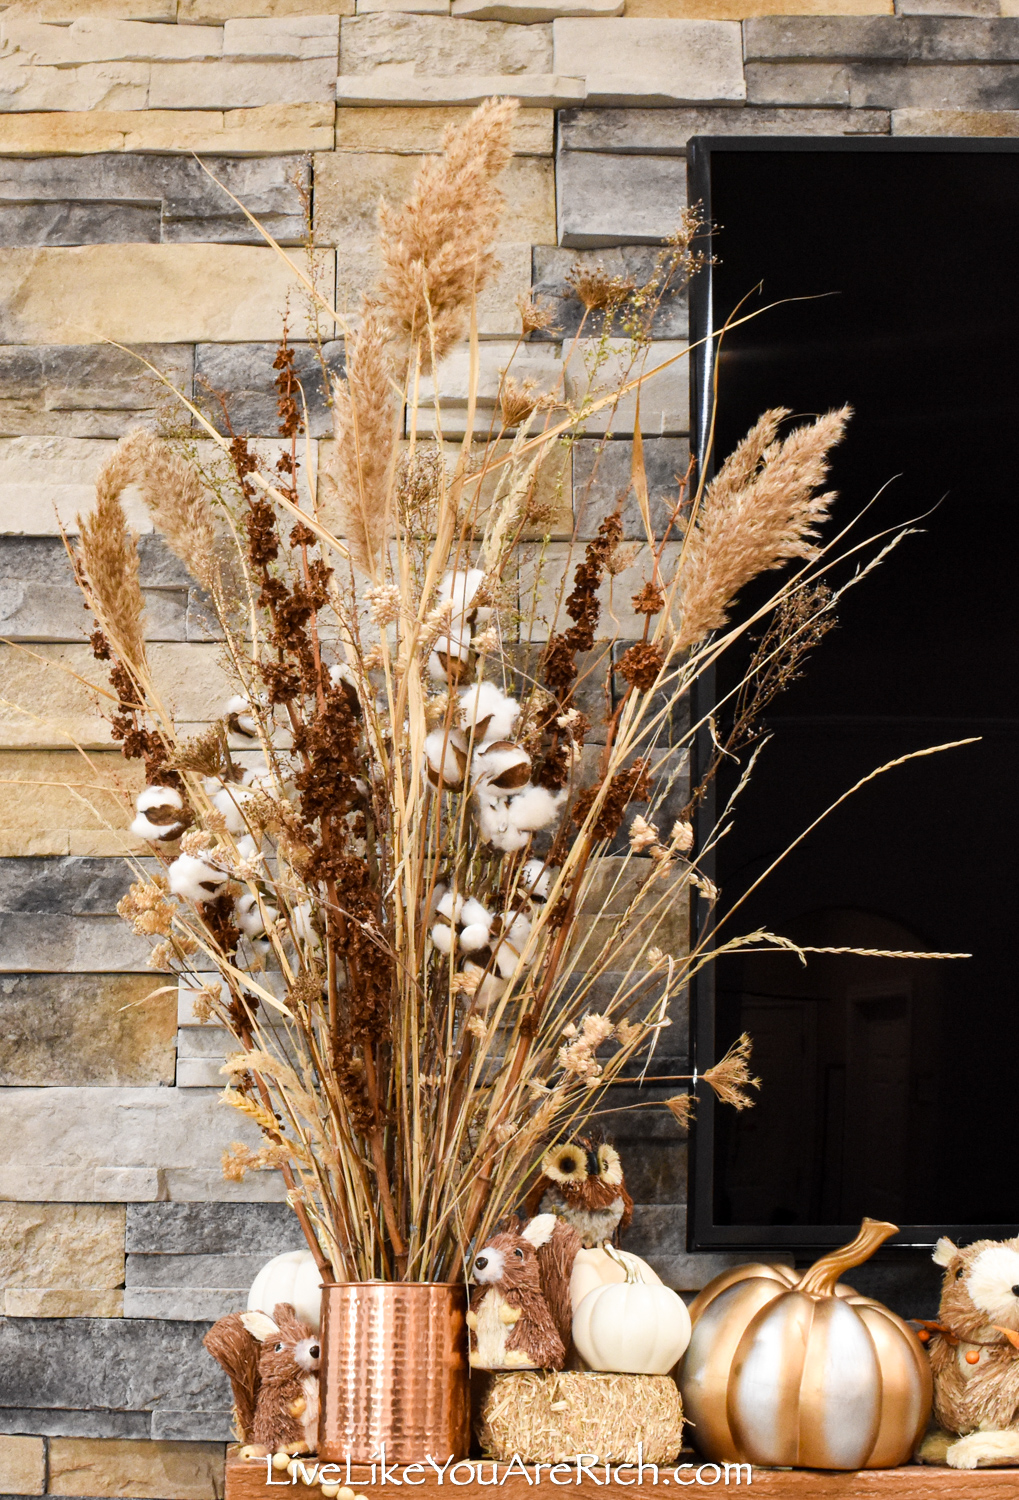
(204, 1312, 261, 1441)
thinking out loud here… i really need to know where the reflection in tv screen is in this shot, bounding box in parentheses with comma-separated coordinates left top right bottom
(695, 144, 1019, 1236)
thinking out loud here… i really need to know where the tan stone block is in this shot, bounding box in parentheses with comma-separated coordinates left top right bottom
(625, 0, 889, 12)
(0, 103, 334, 156)
(358, 0, 450, 12)
(335, 73, 585, 106)
(0, 435, 150, 535)
(0, 973, 178, 1087)
(340, 12, 553, 74)
(315, 151, 554, 247)
(4, 2, 175, 17)
(180, 0, 353, 16)
(0, 246, 333, 345)
(334, 104, 554, 153)
(0, 1202, 125, 1289)
(148, 58, 335, 109)
(0, 1435, 45, 1497)
(5, 1287, 125, 1317)
(893, 107, 1019, 134)
(48, 1439, 225, 1500)
(223, 16, 340, 58)
(0, 752, 141, 855)
(0, 642, 231, 749)
(0, 57, 150, 113)
(1, 18, 221, 65)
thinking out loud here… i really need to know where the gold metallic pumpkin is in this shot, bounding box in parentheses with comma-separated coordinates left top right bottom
(679, 1219, 932, 1470)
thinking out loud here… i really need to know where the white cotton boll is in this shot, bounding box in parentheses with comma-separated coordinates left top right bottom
(460, 898, 492, 931)
(506, 785, 565, 833)
(212, 783, 255, 835)
(431, 923, 454, 956)
(436, 892, 464, 924)
(463, 961, 506, 1011)
(472, 741, 531, 793)
(137, 786, 183, 815)
(236, 891, 277, 940)
(459, 923, 491, 953)
(428, 630, 472, 683)
(458, 682, 519, 744)
(489, 825, 532, 853)
(130, 785, 188, 843)
(492, 911, 532, 979)
(521, 858, 555, 904)
(474, 789, 510, 844)
(235, 834, 260, 861)
(424, 729, 468, 791)
(168, 853, 228, 903)
(224, 694, 259, 738)
(439, 568, 490, 628)
(293, 902, 321, 952)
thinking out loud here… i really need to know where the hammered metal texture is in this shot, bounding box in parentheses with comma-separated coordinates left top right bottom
(319, 1282, 470, 1463)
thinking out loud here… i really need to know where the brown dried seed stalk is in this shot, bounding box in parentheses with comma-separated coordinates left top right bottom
(376, 96, 517, 368)
(77, 438, 148, 675)
(703, 1033, 760, 1111)
(665, 1093, 695, 1127)
(676, 406, 851, 650)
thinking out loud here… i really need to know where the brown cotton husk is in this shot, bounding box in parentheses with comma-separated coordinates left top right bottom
(76, 439, 148, 676)
(321, 306, 397, 579)
(478, 1371, 684, 1464)
(703, 1032, 760, 1111)
(376, 96, 517, 368)
(676, 406, 851, 649)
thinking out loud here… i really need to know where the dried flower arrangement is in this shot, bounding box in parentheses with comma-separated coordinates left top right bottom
(32, 98, 968, 1287)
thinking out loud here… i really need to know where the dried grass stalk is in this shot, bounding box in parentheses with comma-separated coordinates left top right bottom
(76, 440, 147, 675)
(322, 306, 397, 578)
(478, 1371, 684, 1464)
(677, 406, 851, 649)
(377, 96, 516, 367)
(117, 427, 220, 594)
(702, 1032, 760, 1111)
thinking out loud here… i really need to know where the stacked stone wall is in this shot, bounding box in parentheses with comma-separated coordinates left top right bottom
(0, 2, 1012, 1494)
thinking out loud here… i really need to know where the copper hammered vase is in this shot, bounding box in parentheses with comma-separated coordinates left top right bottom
(318, 1282, 470, 1464)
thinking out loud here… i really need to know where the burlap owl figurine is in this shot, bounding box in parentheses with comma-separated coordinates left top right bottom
(919, 1235, 1019, 1468)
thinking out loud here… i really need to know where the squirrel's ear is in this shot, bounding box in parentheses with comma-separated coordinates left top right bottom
(241, 1310, 280, 1342)
(521, 1213, 557, 1249)
(933, 1237, 959, 1268)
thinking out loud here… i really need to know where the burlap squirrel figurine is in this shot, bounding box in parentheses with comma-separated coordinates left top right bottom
(919, 1235, 1019, 1468)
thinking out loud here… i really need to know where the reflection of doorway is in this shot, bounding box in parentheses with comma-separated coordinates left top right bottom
(714, 908, 944, 1227)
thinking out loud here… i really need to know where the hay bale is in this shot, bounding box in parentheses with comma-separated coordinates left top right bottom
(477, 1370, 684, 1464)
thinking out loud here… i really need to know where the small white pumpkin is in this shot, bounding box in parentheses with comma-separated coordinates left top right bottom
(570, 1244, 662, 1315)
(572, 1248, 691, 1375)
(247, 1250, 323, 1333)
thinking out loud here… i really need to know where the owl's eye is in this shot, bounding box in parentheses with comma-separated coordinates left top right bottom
(597, 1143, 623, 1185)
(542, 1144, 588, 1184)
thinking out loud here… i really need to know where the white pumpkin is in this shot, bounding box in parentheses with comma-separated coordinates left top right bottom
(247, 1250, 323, 1333)
(570, 1244, 662, 1315)
(572, 1249, 691, 1375)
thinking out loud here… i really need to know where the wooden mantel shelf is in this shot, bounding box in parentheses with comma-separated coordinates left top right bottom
(226, 1456, 1019, 1499)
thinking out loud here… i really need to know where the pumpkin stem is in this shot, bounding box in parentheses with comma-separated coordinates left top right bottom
(796, 1218, 899, 1296)
(603, 1243, 641, 1285)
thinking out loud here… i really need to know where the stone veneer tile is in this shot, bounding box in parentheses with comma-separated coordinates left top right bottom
(334, 72, 586, 104)
(893, 102, 1019, 124)
(48, 1438, 225, 1500)
(746, 58, 1019, 106)
(556, 150, 688, 247)
(0, 857, 133, 914)
(0, 246, 333, 345)
(0, 973, 176, 1085)
(0, 1203, 125, 1290)
(339, 13, 553, 73)
(122, 1288, 250, 1320)
(0, 918, 153, 975)
(315, 151, 555, 249)
(0, 345, 192, 441)
(743, 15, 1019, 59)
(0, 1435, 45, 1495)
(0, 642, 231, 750)
(194, 343, 343, 439)
(627, 0, 891, 12)
(148, 58, 336, 109)
(451, 0, 622, 17)
(0, 19, 222, 66)
(563, 339, 689, 435)
(5, 1289, 125, 1318)
(0, 105, 334, 157)
(557, 104, 890, 151)
(0, 1408, 151, 1440)
(552, 17, 746, 105)
(0, 751, 141, 860)
(180, 0, 352, 16)
(125, 1251, 267, 1289)
(0, 1086, 282, 1203)
(332, 104, 553, 153)
(0, 59, 150, 113)
(126, 1201, 305, 1254)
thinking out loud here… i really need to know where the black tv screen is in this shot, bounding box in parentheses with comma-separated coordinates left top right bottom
(687, 139, 1019, 1250)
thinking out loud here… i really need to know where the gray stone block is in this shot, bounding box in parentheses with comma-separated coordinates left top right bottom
(531, 247, 687, 341)
(898, 0, 999, 13)
(123, 1289, 249, 1321)
(0, 204, 160, 249)
(0, 859, 133, 915)
(574, 437, 691, 540)
(626, 1203, 689, 1257)
(744, 62, 853, 107)
(557, 105, 890, 153)
(652, 1250, 787, 1292)
(557, 151, 687, 248)
(743, 16, 1019, 62)
(616, 1143, 687, 1205)
(126, 1252, 267, 1289)
(0, 1408, 151, 1440)
(846, 61, 1019, 107)
(0, 916, 151, 973)
(0, 156, 309, 247)
(0, 1317, 230, 1417)
(0, 575, 188, 643)
(194, 341, 343, 440)
(126, 1202, 306, 1255)
(137, 537, 193, 590)
(0, 345, 193, 441)
(150, 1410, 234, 1442)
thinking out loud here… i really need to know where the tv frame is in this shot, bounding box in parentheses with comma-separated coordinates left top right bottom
(686, 134, 1019, 1253)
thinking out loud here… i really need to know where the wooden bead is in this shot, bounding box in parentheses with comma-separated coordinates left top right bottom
(965, 1350, 980, 1364)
